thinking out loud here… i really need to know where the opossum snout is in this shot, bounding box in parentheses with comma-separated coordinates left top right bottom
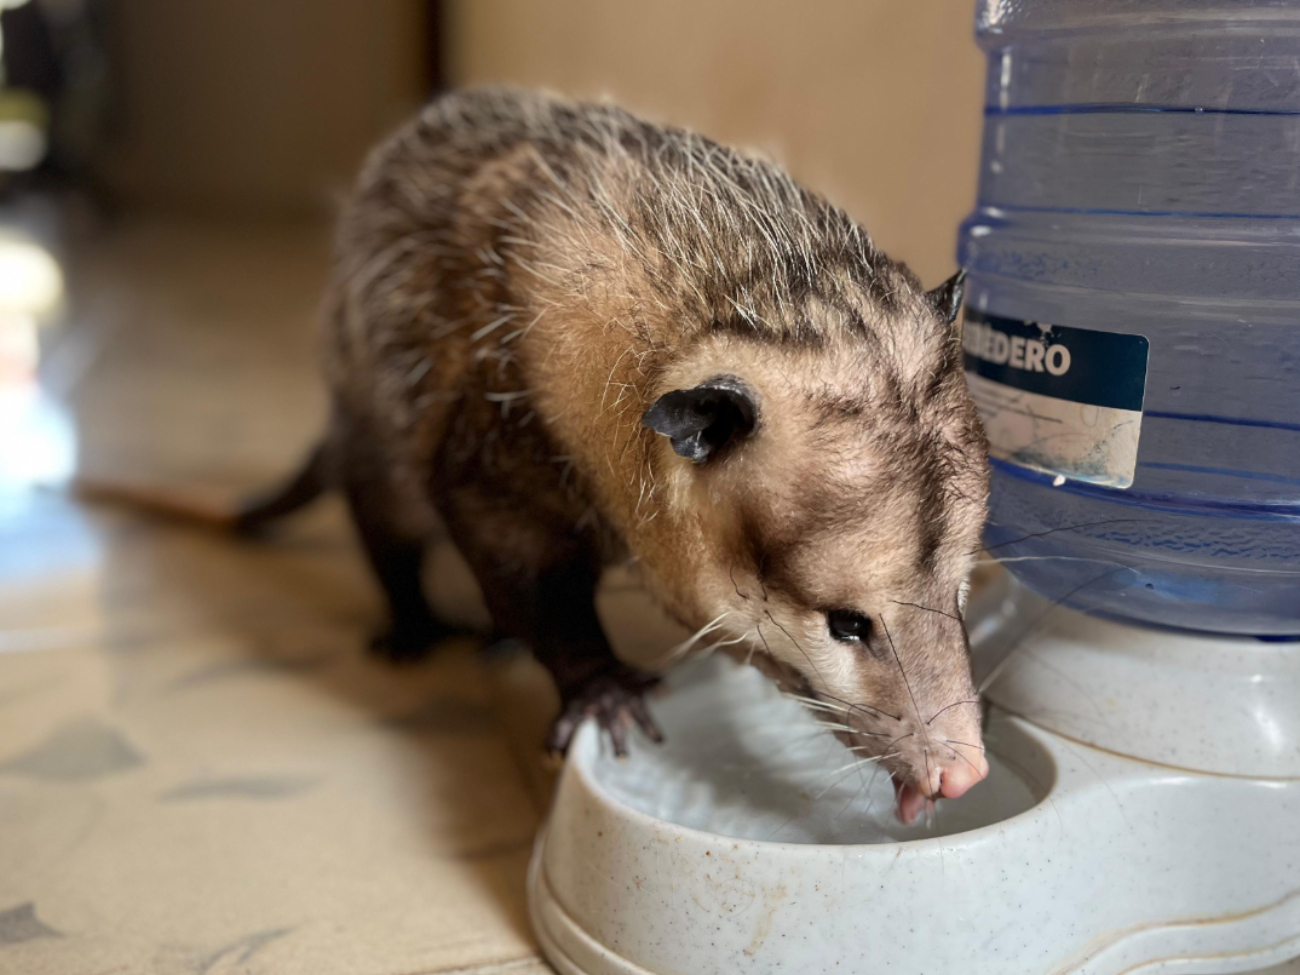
(894, 751, 989, 825)
(891, 722, 989, 824)
(923, 746, 989, 799)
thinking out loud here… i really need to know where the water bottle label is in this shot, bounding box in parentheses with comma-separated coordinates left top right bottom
(963, 311, 1149, 488)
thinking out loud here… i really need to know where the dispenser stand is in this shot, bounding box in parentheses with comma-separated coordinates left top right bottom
(965, 570, 1300, 973)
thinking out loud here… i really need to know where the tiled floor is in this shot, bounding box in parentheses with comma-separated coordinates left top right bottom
(0, 212, 1295, 975)
(0, 214, 579, 975)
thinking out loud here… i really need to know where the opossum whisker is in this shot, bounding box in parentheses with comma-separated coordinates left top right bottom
(822, 753, 901, 780)
(788, 695, 848, 712)
(845, 736, 896, 750)
(840, 763, 889, 825)
(812, 721, 857, 733)
(963, 736, 1068, 834)
(753, 620, 775, 666)
(842, 697, 901, 724)
(696, 630, 750, 658)
(926, 699, 981, 725)
(762, 611, 826, 686)
(872, 730, 917, 785)
(978, 554, 1122, 567)
(763, 757, 895, 840)
(973, 517, 1150, 556)
(783, 692, 850, 713)
(763, 612, 899, 724)
(889, 599, 962, 623)
(738, 725, 846, 764)
(880, 616, 927, 739)
(940, 740, 985, 778)
(800, 703, 853, 721)
(832, 760, 876, 826)
(802, 711, 893, 741)
(977, 561, 1136, 694)
(806, 754, 903, 804)
(666, 612, 731, 659)
(883, 731, 915, 752)
(802, 708, 858, 726)
(822, 689, 899, 724)
(729, 565, 750, 601)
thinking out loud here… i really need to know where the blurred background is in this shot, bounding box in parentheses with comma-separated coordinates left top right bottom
(0, 0, 985, 487)
(0, 0, 983, 251)
(0, 1, 984, 237)
(0, 5, 986, 973)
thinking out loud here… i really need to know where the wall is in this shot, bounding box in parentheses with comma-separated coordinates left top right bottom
(447, 1, 986, 284)
(102, 0, 429, 216)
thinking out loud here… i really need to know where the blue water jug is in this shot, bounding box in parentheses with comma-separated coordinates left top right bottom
(959, 0, 1300, 635)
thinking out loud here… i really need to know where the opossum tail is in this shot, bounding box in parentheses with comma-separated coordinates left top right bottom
(73, 440, 330, 534)
(231, 441, 330, 533)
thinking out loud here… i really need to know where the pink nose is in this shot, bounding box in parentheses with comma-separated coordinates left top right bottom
(895, 748, 991, 823)
(937, 751, 989, 800)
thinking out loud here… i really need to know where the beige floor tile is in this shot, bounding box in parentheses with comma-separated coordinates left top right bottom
(0, 216, 561, 975)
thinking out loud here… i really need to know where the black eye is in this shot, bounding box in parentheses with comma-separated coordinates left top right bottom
(826, 609, 873, 644)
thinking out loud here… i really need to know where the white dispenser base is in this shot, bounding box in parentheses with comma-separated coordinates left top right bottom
(967, 573, 1300, 779)
(528, 597, 1300, 974)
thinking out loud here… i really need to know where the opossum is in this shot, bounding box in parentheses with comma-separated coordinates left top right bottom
(97, 88, 993, 821)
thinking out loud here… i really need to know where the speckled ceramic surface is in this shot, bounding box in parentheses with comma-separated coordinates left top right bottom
(969, 573, 1300, 777)
(530, 657, 1300, 975)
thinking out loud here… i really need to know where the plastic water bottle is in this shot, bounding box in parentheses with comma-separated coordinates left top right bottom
(959, 0, 1300, 636)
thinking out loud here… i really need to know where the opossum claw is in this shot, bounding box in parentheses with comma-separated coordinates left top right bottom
(626, 694, 665, 745)
(547, 668, 663, 759)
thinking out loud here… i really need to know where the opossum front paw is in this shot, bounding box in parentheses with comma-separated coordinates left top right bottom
(547, 668, 663, 759)
(369, 617, 461, 663)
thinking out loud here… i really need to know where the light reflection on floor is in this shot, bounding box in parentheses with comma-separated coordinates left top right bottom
(0, 216, 338, 645)
(0, 233, 72, 505)
(0, 225, 100, 647)
(0, 233, 74, 519)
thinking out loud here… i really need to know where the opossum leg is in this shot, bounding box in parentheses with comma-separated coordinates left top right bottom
(439, 498, 662, 757)
(528, 558, 663, 758)
(342, 478, 459, 663)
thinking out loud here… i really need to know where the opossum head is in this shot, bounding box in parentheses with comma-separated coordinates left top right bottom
(643, 270, 990, 821)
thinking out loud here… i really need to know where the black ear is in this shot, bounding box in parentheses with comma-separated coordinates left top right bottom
(641, 375, 757, 463)
(925, 268, 967, 325)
